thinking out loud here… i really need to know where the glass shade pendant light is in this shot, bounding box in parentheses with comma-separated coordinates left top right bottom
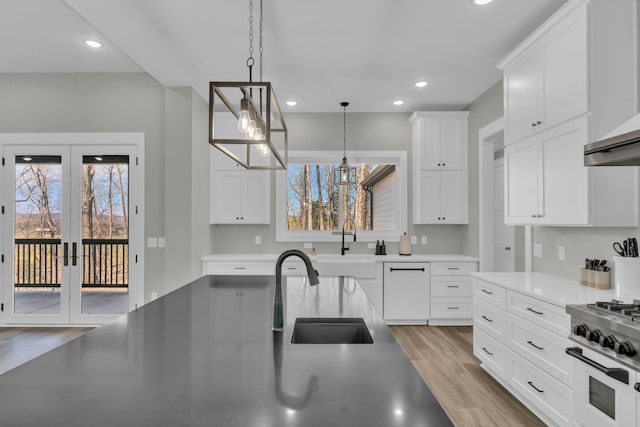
(335, 101, 356, 186)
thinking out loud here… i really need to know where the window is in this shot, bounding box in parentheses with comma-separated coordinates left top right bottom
(276, 151, 407, 242)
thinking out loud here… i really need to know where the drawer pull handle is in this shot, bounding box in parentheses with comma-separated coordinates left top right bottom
(481, 315, 493, 322)
(287, 267, 297, 270)
(234, 267, 247, 270)
(447, 285, 460, 288)
(448, 307, 460, 310)
(481, 289, 493, 295)
(389, 267, 425, 272)
(527, 340, 544, 351)
(482, 347, 493, 356)
(526, 307, 543, 315)
(447, 267, 460, 270)
(527, 381, 544, 393)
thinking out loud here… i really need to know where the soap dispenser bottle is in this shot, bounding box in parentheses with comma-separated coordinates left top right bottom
(381, 240, 386, 255)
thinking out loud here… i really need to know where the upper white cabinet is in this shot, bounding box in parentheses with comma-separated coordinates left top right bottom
(499, 0, 637, 145)
(500, 0, 638, 227)
(210, 114, 270, 224)
(410, 112, 469, 224)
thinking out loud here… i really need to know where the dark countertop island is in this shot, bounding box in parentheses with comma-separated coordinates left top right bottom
(0, 275, 452, 426)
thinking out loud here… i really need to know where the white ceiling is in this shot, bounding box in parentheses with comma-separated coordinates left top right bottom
(2, 0, 567, 112)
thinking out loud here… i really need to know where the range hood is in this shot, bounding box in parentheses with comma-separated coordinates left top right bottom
(585, 114, 640, 166)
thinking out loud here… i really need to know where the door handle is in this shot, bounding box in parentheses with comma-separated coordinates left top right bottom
(71, 242, 78, 266)
(565, 347, 629, 384)
(63, 242, 69, 266)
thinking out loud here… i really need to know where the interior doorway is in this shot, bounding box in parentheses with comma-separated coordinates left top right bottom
(479, 118, 516, 272)
(0, 133, 144, 325)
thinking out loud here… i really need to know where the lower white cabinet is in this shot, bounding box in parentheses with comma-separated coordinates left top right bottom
(430, 262, 477, 325)
(383, 262, 430, 324)
(473, 277, 574, 426)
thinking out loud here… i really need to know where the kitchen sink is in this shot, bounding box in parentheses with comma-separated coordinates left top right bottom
(315, 254, 376, 278)
(291, 317, 374, 344)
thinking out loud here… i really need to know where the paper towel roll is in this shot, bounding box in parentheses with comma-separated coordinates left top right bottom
(399, 233, 411, 256)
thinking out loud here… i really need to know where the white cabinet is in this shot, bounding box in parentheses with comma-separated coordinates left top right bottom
(501, 2, 588, 144)
(383, 262, 429, 324)
(504, 116, 638, 226)
(429, 262, 477, 325)
(410, 112, 469, 225)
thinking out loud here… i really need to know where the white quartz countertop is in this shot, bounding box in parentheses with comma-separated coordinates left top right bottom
(471, 272, 623, 307)
(202, 253, 478, 263)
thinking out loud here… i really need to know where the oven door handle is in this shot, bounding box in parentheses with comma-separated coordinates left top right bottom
(565, 347, 629, 384)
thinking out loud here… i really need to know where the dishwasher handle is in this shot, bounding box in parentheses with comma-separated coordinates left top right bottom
(566, 347, 629, 384)
(389, 267, 425, 272)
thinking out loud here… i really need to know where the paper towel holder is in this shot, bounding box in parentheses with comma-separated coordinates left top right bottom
(399, 232, 411, 256)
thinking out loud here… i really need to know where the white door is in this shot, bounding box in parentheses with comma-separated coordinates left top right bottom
(493, 159, 515, 272)
(2, 141, 143, 325)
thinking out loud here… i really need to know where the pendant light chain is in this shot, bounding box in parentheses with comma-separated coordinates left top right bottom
(343, 103, 347, 156)
(247, 0, 255, 79)
(259, 0, 264, 82)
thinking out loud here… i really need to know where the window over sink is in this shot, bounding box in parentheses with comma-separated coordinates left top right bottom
(276, 151, 407, 242)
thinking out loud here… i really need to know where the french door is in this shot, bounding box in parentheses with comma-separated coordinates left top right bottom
(2, 136, 143, 325)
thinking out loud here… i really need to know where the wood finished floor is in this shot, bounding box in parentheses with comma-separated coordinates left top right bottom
(0, 325, 543, 426)
(0, 327, 92, 374)
(389, 325, 545, 427)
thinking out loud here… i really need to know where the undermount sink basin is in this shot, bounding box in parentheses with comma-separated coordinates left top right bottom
(291, 317, 374, 344)
(315, 254, 376, 278)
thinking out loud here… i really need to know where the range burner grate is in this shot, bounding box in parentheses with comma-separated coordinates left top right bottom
(588, 299, 640, 320)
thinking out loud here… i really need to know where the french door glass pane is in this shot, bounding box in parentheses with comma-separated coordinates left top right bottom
(14, 155, 62, 315)
(81, 155, 129, 315)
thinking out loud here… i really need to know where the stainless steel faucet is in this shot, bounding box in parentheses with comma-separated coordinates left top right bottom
(273, 249, 320, 332)
(341, 218, 357, 256)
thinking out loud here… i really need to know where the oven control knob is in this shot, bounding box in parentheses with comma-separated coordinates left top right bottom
(599, 335, 618, 349)
(573, 323, 589, 337)
(587, 329, 602, 343)
(635, 383, 640, 393)
(614, 340, 637, 356)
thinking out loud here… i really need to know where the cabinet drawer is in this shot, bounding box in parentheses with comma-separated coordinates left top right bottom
(474, 279, 506, 308)
(431, 276, 472, 297)
(474, 298, 507, 344)
(203, 261, 273, 275)
(507, 290, 570, 336)
(474, 328, 508, 381)
(507, 313, 572, 385)
(431, 297, 473, 319)
(508, 352, 572, 426)
(281, 260, 309, 276)
(431, 262, 478, 275)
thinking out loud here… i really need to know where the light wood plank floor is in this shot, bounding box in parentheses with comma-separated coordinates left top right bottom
(390, 325, 545, 427)
(0, 327, 92, 374)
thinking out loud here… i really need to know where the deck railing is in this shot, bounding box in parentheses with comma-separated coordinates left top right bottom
(14, 238, 128, 289)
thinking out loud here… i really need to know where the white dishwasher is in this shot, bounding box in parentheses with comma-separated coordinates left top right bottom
(383, 262, 430, 324)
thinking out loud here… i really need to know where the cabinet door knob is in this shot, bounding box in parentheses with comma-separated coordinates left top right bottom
(531, 122, 537, 127)
(531, 214, 536, 218)
(438, 163, 441, 166)
(505, 246, 511, 251)
(536, 121, 542, 125)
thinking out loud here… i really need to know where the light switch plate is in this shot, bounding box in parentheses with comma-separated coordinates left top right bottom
(410, 235, 417, 245)
(150, 292, 158, 301)
(421, 236, 428, 245)
(303, 242, 313, 249)
(158, 237, 165, 248)
(368, 242, 376, 249)
(255, 235, 261, 245)
(147, 237, 158, 248)
(533, 244, 543, 258)
(558, 245, 566, 261)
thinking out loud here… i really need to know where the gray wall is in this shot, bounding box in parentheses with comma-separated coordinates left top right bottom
(211, 112, 468, 256)
(0, 73, 211, 301)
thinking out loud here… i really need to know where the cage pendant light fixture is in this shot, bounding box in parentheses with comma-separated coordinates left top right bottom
(335, 102, 356, 185)
(209, 0, 287, 170)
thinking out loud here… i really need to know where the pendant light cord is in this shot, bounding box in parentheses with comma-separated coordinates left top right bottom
(341, 102, 349, 156)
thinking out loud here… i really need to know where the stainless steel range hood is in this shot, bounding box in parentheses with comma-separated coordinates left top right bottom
(585, 114, 640, 166)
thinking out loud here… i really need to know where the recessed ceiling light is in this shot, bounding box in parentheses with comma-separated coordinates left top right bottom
(393, 100, 405, 106)
(84, 40, 103, 48)
(414, 81, 429, 88)
(474, 0, 494, 5)
(286, 101, 297, 106)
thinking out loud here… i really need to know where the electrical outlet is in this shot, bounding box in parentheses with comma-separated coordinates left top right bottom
(158, 237, 165, 248)
(303, 242, 313, 249)
(150, 292, 158, 301)
(368, 242, 376, 249)
(410, 235, 417, 245)
(255, 235, 261, 245)
(558, 245, 566, 261)
(533, 244, 543, 258)
(421, 236, 427, 245)
(147, 237, 158, 248)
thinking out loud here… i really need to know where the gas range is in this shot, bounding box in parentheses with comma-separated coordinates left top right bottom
(566, 300, 640, 372)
